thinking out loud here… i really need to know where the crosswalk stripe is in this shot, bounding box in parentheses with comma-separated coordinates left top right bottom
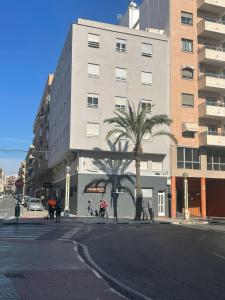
(0, 226, 52, 240)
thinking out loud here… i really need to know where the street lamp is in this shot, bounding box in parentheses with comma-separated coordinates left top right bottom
(183, 172, 190, 220)
(64, 165, 71, 217)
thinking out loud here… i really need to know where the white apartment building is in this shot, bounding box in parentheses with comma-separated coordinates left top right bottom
(47, 15, 170, 217)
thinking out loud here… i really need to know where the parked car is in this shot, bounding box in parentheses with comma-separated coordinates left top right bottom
(27, 198, 43, 211)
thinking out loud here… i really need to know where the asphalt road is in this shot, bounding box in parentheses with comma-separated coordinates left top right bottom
(0, 195, 17, 219)
(0, 220, 124, 300)
(76, 223, 225, 300)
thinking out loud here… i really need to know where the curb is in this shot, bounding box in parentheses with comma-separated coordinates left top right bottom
(77, 242, 152, 300)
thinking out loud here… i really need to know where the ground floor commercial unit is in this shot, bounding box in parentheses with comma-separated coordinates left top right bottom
(52, 173, 170, 219)
(171, 176, 225, 218)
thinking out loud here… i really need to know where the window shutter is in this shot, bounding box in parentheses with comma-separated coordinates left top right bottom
(152, 162, 163, 172)
(115, 68, 127, 80)
(141, 72, 152, 85)
(182, 68, 193, 79)
(181, 12, 192, 19)
(116, 38, 126, 44)
(88, 34, 100, 48)
(88, 64, 100, 78)
(86, 123, 99, 136)
(115, 97, 126, 110)
(142, 188, 153, 198)
(142, 43, 153, 57)
(182, 93, 194, 107)
(140, 161, 148, 171)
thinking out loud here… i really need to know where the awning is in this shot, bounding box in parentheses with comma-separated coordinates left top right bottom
(182, 122, 198, 132)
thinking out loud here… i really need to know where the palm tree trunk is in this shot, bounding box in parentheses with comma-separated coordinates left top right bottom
(112, 191, 118, 223)
(134, 154, 143, 221)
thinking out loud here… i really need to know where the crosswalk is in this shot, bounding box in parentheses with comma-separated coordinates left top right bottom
(0, 225, 53, 240)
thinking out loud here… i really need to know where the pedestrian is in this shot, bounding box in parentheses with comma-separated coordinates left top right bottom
(142, 198, 150, 220)
(55, 198, 62, 222)
(103, 199, 109, 218)
(149, 199, 154, 220)
(47, 197, 56, 220)
(87, 200, 93, 216)
(41, 195, 46, 208)
(99, 200, 105, 217)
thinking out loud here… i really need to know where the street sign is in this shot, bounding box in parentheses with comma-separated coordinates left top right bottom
(15, 179, 24, 188)
(86, 186, 105, 193)
(43, 183, 52, 189)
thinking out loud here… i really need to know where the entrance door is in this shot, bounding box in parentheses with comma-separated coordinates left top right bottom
(158, 192, 165, 216)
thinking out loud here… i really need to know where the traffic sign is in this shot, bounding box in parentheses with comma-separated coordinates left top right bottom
(15, 179, 24, 188)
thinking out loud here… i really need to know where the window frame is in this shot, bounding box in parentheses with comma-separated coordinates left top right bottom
(116, 38, 127, 53)
(115, 96, 127, 111)
(88, 63, 100, 79)
(87, 93, 99, 108)
(88, 33, 100, 48)
(115, 67, 127, 82)
(181, 11, 193, 26)
(141, 71, 152, 85)
(182, 93, 194, 108)
(140, 99, 152, 112)
(181, 38, 193, 53)
(177, 147, 200, 169)
(181, 67, 194, 80)
(86, 123, 100, 136)
(142, 43, 153, 57)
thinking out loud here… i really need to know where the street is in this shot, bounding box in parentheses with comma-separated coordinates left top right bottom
(1, 205, 225, 300)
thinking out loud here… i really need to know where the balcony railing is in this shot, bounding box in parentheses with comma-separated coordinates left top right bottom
(199, 131, 225, 146)
(198, 17, 225, 40)
(204, 16, 225, 25)
(200, 72, 225, 79)
(198, 45, 225, 53)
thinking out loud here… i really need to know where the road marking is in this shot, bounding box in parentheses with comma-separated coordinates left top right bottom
(92, 268, 102, 279)
(77, 255, 84, 263)
(212, 252, 225, 261)
(109, 288, 127, 299)
(61, 226, 82, 239)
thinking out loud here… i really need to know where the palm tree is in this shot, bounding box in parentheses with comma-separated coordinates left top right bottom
(104, 102, 176, 221)
(84, 140, 135, 222)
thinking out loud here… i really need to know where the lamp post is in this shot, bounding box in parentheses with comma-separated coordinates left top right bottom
(64, 165, 71, 217)
(183, 172, 190, 220)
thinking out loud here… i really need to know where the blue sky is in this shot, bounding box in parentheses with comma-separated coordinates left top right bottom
(0, 0, 141, 174)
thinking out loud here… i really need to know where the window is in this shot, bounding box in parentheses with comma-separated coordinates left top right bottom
(208, 124, 218, 134)
(181, 67, 194, 79)
(152, 162, 163, 173)
(207, 151, 225, 171)
(88, 63, 100, 78)
(182, 93, 194, 107)
(88, 33, 100, 48)
(177, 147, 200, 169)
(140, 161, 148, 172)
(141, 71, 152, 85)
(142, 43, 153, 57)
(181, 12, 193, 25)
(181, 39, 193, 52)
(86, 123, 99, 136)
(115, 68, 127, 81)
(116, 39, 127, 52)
(115, 97, 127, 111)
(87, 94, 99, 108)
(140, 100, 152, 112)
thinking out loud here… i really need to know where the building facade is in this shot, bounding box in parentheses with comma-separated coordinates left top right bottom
(136, 0, 225, 218)
(47, 17, 171, 218)
(0, 169, 5, 194)
(4, 175, 18, 194)
(25, 75, 54, 197)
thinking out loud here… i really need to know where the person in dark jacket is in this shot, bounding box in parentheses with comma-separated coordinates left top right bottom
(55, 198, 62, 222)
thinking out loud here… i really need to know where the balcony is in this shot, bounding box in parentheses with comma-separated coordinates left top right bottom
(199, 131, 225, 147)
(199, 101, 225, 119)
(198, 45, 225, 65)
(198, 73, 225, 92)
(198, 17, 225, 40)
(198, 0, 225, 14)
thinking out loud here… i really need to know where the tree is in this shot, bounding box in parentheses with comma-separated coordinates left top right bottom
(104, 102, 176, 220)
(84, 140, 135, 222)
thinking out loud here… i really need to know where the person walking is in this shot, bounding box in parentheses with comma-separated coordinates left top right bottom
(55, 198, 62, 222)
(103, 199, 109, 218)
(99, 200, 105, 217)
(87, 200, 93, 216)
(149, 199, 154, 220)
(142, 198, 150, 220)
(47, 197, 56, 220)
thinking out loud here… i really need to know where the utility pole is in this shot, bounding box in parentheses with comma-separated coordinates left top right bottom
(64, 165, 71, 217)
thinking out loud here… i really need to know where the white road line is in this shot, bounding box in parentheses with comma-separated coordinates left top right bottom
(77, 255, 84, 263)
(92, 268, 102, 279)
(212, 252, 225, 261)
(109, 288, 127, 299)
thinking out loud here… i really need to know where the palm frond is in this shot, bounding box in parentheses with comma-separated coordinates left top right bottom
(151, 131, 177, 144)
